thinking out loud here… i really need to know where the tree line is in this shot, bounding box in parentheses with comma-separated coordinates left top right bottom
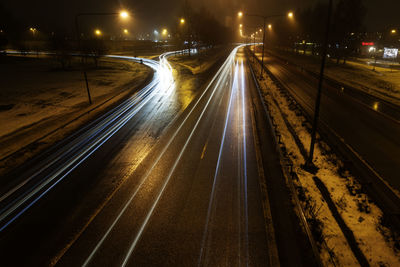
(272, 0, 366, 64)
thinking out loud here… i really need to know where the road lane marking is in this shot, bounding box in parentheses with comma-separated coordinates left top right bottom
(81, 48, 238, 267)
(198, 57, 240, 267)
(200, 141, 208, 160)
(240, 59, 250, 266)
(120, 48, 242, 267)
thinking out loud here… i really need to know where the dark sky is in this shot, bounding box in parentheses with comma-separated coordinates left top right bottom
(2, 0, 399, 34)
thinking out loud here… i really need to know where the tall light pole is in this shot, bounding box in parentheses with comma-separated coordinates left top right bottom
(305, 0, 333, 171)
(74, 10, 129, 105)
(238, 11, 293, 79)
(241, 25, 261, 62)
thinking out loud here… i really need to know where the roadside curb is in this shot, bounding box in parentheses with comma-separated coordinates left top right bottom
(246, 49, 323, 267)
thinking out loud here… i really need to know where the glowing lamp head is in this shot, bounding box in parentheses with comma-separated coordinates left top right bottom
(95, 29, 102, 36)
(162, 29, 168, 35)
(124, 29, 128, 34)
(180, 18, 185, 24)
(268, 24, 272, 30)
(391, 29, 397, 34)
(120, 11, 129, 19)
(238, 11, 243, 18)
(288, 12, 294, 19)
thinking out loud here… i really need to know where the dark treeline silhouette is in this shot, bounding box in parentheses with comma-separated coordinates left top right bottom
(272, 0, 367, 64)
(176, 2, 233, 53)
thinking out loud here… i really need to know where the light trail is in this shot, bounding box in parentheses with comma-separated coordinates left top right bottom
(240, 59, 249, 266)
(120, 47, 244, 267)
(197, 59, 239, 267)
(0, 52, 176, 232)
(82, 47, 241, 267)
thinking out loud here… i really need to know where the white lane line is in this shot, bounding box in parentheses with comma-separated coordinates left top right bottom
(0, 80, 160, 232)
(120, 52, 238, 267)
(240, 59, 249, 266)
(0, 78, 157, 205)
(82, 48, 237, 267)
(197, 57, 239, 267)
(0, 57, 162, 230)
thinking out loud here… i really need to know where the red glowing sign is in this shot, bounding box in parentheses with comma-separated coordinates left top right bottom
(362, 42, 374, 46)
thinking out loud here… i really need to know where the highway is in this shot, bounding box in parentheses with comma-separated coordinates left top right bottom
(254, 52, 400, 194)
(0, 46, 290, 266)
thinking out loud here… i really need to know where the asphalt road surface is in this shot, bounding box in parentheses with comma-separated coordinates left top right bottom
(0, 46, 278, 266)
(255, 52, 400, 193)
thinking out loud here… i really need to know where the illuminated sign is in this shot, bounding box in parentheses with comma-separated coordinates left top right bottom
(362, 42, 374, 46)
(383, 47, 398, 59)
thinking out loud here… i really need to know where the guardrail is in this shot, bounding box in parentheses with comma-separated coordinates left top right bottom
(246, 49, 323, 267)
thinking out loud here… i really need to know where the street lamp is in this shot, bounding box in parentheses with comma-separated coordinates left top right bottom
(75, 10, 130, 39)
(120, 11, 129, 19)
(74, 10, 130, 105)
(391, 29, 397, 34)
(238, 10, 294, 79)
(268, 24, 272, 30)
(124, 29, 129, 34)
(94, 29, 102, 36)
(180, 18, 185, 24)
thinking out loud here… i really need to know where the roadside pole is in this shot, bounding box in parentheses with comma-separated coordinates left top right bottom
(260, 17, 266, 79)
(75, 14, 93, 105)
(83, 71, 92, 105)
(305, 0, 333, 171)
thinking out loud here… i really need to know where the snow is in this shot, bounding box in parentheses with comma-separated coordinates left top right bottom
(254, 60, 400, 266)
(0, 55, 151, 174)
(169, 47, 229, 75)
(270, 49, 400, 106)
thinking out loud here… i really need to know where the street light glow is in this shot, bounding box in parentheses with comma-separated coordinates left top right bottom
(162, 29, 168, 36)
(180, 18, 185, 24)
(391, 29, 397, 34)
(124, 29, 129, 34)
(288, 12, 294, 19)
(239, 24, 243, 28)
(238, 11, 243, 18)
(95, 29, 102, 36)
(268, 24, 272, 30)
(120, 11, 129, 19)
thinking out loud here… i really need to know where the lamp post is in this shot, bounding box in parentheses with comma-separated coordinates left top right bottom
(74, 10, 129, 105)
(305, 0, 333, 171)
(241, 25, 261, 62)
(238, 11, 293, 79)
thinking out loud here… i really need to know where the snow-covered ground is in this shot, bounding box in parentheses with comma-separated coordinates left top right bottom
(251, 59, 400, 266)
(270, 49, 400, 106)
(169, 47, 229, 75)
(0, 55, 152, 175)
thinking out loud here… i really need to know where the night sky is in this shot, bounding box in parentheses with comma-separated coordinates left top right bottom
(2, 0, 400, 34)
